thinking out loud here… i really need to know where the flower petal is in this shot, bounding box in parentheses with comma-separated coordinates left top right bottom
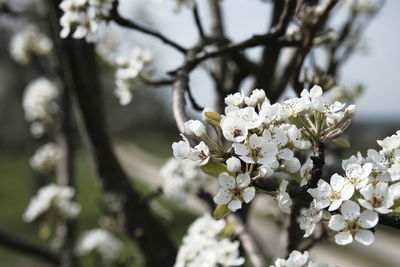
(237, 173, 251, 188)
(358, 210, 378, 229)
(341, 200, 360, 221)
(218, 173, 236, 189)
(214, 188, 233, 205)
(228, 199, 242, 212)
(328, 214, 346, 231)
(355, 229, 375, 246)
(243, 187, 255, 203)
(335, 232, 353, 245)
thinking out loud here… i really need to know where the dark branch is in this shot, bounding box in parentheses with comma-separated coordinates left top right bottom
(306, 143, 325, 189)
(192, 3, 206, 39)
(0, 227, 59, 265)
(109, 0, 187, 54)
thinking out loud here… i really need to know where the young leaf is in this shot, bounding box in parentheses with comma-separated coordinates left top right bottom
(213, 204, 231, 220)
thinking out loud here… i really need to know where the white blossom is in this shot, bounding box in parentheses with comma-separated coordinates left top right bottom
(220, 115, 248, 143)
(277, 180, 292, 214)
(172, 134, 191, 159)
(174, 214, 244, 267)
(358, 182, 396, 214)
(161, 158, 206, 202)
(343, 162, 372, 189)
(30, 143, 61, 173)
(188, 142, 210, 166)
(307, 174, 354, 211)
(226, 157, 242, 173)
(298, 200, 323, 238)
(270, 250, 329, 267)
(328, 200, 378, 246)
(184, 120, 207, 137)
(233, 133, 278, 165)
(114, 47, 153, 105)
(22, 77, 59, 137)
(214, 173, 255, 212)
(59, 0, 114, 41)
(224, 92, 244, 106)
(244, 89, 266, 106)
(76, 229, 122, 262)
(23, 184, 80, 222)
(9, 25, 52, 64)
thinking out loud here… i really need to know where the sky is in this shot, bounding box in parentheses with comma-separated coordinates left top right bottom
(120, 0, 400, 123)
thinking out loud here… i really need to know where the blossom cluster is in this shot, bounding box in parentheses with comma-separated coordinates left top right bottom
(114, 47, 153, 105)
(22, 77, 59, 137)
(172, 86, 355, 215)
(59, 0, 114, 41)
(23, 184, 81, 222)
(30, 143, 61, 173)
(299, 130, 400, 246)
(76, 228, 122, 262)
(270, 250, 329, 267)
(174, 214, 244, 267)
(160, 158, 208, 203)
(9, 25, 53, 65)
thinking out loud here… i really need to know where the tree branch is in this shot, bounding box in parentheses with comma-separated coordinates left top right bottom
(109, 0, 187, 54)
(192, 3, 206, 39)
(0, 227, 59, 265)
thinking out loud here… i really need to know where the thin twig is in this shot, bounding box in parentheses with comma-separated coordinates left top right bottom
(193, 3, 206, 39)
(109, 0, 187, 54)
(187, 84, 205, 111)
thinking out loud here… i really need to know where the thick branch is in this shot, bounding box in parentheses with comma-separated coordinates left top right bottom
(0, 227, 59, 265)
(47, 1, 177, 266)
(172, 69, 190, 133)
(109, 1, 187, 54)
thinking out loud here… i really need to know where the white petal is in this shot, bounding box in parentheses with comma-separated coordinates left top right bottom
(228, 199, 242, 212)
(218, 173, 235, 189)
(214, 189, 233, 205)
(355, 230, 375, 246)
(233, 143, 249, 157)
(236, 173, 251, 188)
(226, 157, 242, 172)
(341, 184, 355, 200)
(243, 187, 255, 203)
(335, 232, 353, 245)
(375, 182, 389, 198)
(328, 214, 346, 231)
(330, 173, 346, 191)
(328, 200, 342, 211)
(358, 210, 379, 229)
(358, 198, 373, 210)
(341, 200, 360, 220)
(360, 184, 375, 201)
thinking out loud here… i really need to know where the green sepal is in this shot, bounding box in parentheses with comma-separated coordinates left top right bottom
(204, 111, 222, 122)
(213, 204, 231, 220)
(332, 138, 351, 148)
(288, 116, 304, 129)
(200, 160, 229, 177)
(392, 198, 400, 214)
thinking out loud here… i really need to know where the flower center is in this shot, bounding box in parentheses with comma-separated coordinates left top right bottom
(345, 220, 360, 236)
(372, 197, 383, 208)
(198, 150, 207, 159)
(233, 129, 242, 138)
(251, 147, 262, 160)
(328, 191, 341, 201)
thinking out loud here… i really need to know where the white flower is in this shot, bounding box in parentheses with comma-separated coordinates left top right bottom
(22, 77, 59, 136)
(220, 116, 248, 142)
(30, 143, 61, 173)
(114, 47, 153, 105)
(277, 180, 292, 214)
(172, 134, 191, 159)
(184, 120, 207, 137)
(59, 0, 114, 41)
(342, 152, 364, 170)
(9, 25, 52, 64)
(233, 134, 278, 165)
(343, 163, 372, 189)
(174, 214, 244, 267)
(189, 142, 210, 166)
(328, 200, 378, 246)
(76, 229, 122, 262)
(285, 124, 311, 150)
(358, 182, 396, 214)
(300, 85, 324, 110)
(226, 157, 242, 173)
(161, 158, 206, 202)
(307, 174, 354, 211)
(23, 184, 80, 222)
(270, 250, 328, 267)
(213, 173, 255, 212)
(225, 106, 264, 129)
(298, 200, 323, 237)
(377, 130, 400, 154)
(244, 89, 266, 106)
(224, 92, 244, 106)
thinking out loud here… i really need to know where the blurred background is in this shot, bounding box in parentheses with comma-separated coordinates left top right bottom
(0, 0, 399, 266)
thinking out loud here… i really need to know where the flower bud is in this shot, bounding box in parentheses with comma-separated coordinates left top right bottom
(184, 120, 207, 137)
(226, 157, 242, 172)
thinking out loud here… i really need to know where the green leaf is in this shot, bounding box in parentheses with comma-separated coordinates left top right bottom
(200, 160, 228, 177)
(332, 138, 351, 148)
(213, 204, 231, 220)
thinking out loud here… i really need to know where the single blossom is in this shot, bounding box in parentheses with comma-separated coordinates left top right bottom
(328, 200, 378, 246)
(184, 119, 207, 137)
(214, 173, 256, 212)
(298, 200, 323, 238)
(358, 182, 396, 214)
(307, 174, 354, 211)
(172, 134, 191, 159)
(188, 141, 210, 166)
(233, 134, 278, 165)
